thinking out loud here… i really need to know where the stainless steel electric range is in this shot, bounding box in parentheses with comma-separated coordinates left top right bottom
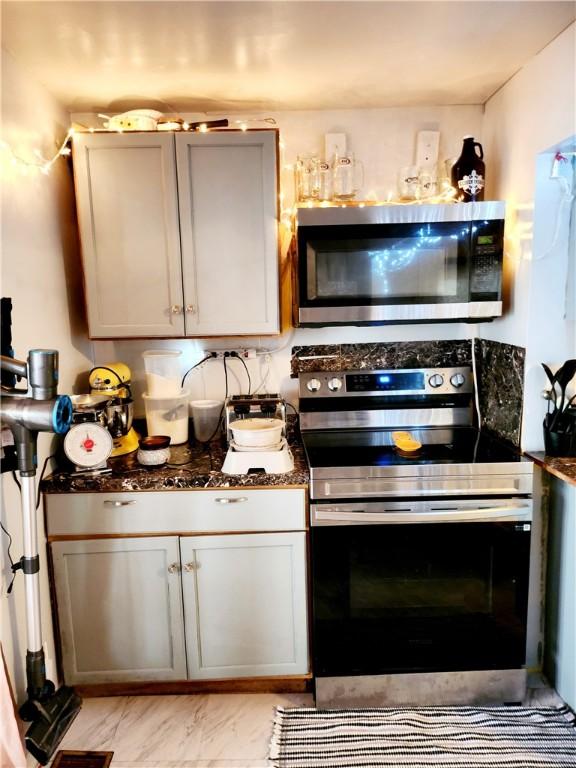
(299, 366, 534, 708)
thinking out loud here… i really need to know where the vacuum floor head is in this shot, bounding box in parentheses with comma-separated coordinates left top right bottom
(25, 686, 82, 765)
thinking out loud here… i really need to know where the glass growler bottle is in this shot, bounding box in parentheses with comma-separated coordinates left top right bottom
(451, 136, 485, 202)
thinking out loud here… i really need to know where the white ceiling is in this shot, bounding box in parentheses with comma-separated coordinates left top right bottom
(1, 1, 574, 113)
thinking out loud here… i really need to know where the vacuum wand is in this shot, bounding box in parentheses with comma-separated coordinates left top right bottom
(0, 349, 80, 764)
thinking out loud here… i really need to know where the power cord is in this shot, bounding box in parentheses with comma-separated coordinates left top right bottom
(36, 454, 56, 509)
(195, 356, 229, 445)
(0, 520, 16, 594)
(223, 354, 229, 399)
(181, 353, 215, 389)
(4, 455, 55, 595)
(229, 352, 251, 395)
(89, 365, 132, 398)
(471, 338, 482, 431)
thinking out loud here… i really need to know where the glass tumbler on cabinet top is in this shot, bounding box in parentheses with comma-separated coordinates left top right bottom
(332, 153, 364, 201)
(314, 159, 332, 201)
(296, 155, 319, 202)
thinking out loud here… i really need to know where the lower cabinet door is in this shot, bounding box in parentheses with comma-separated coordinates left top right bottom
(180, 532, 308, 679)
(52, 537, 187, 684)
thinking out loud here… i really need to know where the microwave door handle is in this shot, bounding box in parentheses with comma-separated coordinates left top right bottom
(314, 504, 531, 525)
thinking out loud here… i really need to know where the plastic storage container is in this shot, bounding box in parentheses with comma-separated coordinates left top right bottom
(143, 390, 189, 445)
(142, 350, 182, 397)
(190, 400, 223, 442)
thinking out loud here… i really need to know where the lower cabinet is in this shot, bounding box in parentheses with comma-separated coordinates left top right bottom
(181, 533, 308, 679)
(51, 531, 308, 685)
(52, 536, 188, 684)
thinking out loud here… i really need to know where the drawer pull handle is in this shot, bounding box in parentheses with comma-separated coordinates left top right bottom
(214, 497, 248, 504)
(103, 500, 136, 507)
(167, 562, 181, 573)
(183, 562, 197, 572)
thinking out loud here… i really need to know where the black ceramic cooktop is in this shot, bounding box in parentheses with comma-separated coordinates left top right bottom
(302, 427, 528, 468)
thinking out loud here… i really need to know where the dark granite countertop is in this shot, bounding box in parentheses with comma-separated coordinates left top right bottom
(43, 430, 309, 493)
(525, 452, 576, 488)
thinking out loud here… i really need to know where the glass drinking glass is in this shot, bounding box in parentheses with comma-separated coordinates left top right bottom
(296, 155, 319, 202)
(332, 153, 364, 201)
(314, 159, 333, 201)
(398, 165, 420, 200)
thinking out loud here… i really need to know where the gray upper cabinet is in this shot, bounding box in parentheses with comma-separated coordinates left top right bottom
(176, 132, 279, 336)
(73, 130, 279, 338)
(72, 133, 185, 338)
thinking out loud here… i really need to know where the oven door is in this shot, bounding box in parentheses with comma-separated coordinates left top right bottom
(311, 499, 531, 677)
(297, 219, 501, 325)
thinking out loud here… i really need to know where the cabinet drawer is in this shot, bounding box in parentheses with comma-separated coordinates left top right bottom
(46, 489, 307, 537)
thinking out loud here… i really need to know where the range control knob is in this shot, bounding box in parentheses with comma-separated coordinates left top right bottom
(429, 374, 445, 388)
(307, 378, 322, 393)
(450, 373, 466, 388)
(327, 377, 343, 392)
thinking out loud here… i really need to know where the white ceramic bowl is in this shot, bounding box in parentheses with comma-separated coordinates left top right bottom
(230, 418, 284, 448)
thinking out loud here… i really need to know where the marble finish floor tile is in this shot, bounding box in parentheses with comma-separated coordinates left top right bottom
(50, 687, 565, 768)
(58, 696, 129, 752)
(197, 693, 312, 761)
(110, 696, 206, 763)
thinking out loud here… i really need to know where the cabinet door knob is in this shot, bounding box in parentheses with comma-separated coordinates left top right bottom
(183, 561, 197, 572)
(214, 497, 248, 504)
(185, 305, 196, 314)
(167, 562, 181, 573)
(171, 305, 183, 314)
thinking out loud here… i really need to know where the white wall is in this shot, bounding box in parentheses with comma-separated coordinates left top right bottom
(481, 23, 576, 450)
(0, 49, 94, 701)
(545, 474, 576, 709)
(77, 105, 485, 412)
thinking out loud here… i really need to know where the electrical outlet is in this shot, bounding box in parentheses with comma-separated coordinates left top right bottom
(205, 349, 258, 360)
(415, 131, 440, 169)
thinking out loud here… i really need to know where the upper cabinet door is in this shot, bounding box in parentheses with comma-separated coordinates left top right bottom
(176, 131, 279, 336)
(73, 133, 185, 338)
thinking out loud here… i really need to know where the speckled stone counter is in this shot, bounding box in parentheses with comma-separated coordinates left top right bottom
(526, 452, 576, 487)
(42, 434, 309, 493)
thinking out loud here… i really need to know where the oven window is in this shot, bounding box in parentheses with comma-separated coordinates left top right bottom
(311, 522, 530, 677)
(308, 235, 459, 300)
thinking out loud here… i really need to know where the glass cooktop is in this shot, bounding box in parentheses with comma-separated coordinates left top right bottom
(302, 427, 528, 469)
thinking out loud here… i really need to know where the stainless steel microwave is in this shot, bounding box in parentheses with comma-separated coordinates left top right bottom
(295, 202, 505, 326)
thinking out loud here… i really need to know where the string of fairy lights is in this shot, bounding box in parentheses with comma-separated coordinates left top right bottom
(0, 117, 457, 222)
(0, 128, 74, 176)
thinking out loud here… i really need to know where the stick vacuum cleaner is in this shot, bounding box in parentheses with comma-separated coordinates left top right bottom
(1, 349, 81, 765)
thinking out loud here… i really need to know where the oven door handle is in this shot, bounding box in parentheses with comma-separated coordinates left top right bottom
(313, 503, 532, 525)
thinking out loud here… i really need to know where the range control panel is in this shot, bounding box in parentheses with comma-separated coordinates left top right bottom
(299, 367, 473, 398)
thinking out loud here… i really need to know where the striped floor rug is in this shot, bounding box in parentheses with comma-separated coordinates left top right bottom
(269, 705, 576, 767)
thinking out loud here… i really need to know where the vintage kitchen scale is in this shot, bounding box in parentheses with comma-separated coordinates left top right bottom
(63, 395, 114, 473)
(63, 363, 137, 473)
(222, 394, 294, 475)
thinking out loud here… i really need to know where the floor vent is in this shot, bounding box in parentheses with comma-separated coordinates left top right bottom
(51, 751, 114, 768)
